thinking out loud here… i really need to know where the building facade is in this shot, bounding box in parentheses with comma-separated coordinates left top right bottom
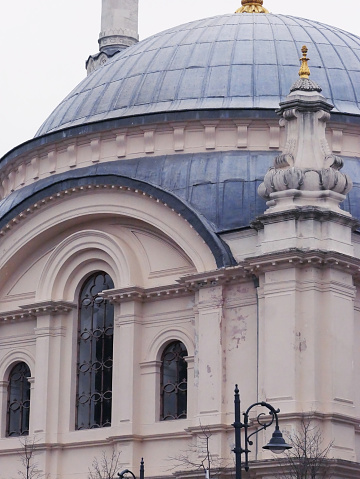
(1, 1, 360, 478)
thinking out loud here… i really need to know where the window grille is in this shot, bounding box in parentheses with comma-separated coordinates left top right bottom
(76, 272, 114, 429)
(160, 341, 188, 420)
(7, 362, 31, 436)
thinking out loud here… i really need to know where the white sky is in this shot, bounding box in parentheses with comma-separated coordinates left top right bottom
(0, 0, 358, 158)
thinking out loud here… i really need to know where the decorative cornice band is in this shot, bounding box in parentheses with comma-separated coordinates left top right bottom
(2, 249, 359, 323)
(251, 207, 360, 231)
(103, 248, 360, 299)
(20, 301, 76, 315)
(0, 301, 76, 323)
(180, 248, 360, 289)
(101, 285, 193, 303)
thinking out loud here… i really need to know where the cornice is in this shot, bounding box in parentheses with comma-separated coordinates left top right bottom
(103, 248, 360, 300)
(172, 459, 360, 479)
(0, 300, 76, 323)
(185, 423, 232, 435)
(0, 309, 35, 322)
(101, 285, 193, 303)
(20, 300, 76, 315)
(2, 250, 360, 321)
(0, 248, 360, 322)
(276, 410, 360, 428)
(179, 248, 360, 290)
(244, 249, 360, 278)
(251, 207, 360, 231)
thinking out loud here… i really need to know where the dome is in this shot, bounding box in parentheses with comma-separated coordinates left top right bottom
(36, 13, 360, 137)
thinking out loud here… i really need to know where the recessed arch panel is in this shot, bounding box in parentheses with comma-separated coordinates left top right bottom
(0, 172, 235, 269)
(37, 229, 135, 301)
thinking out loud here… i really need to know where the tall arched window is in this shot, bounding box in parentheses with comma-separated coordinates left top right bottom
(76, 271, 114, 430)
(160, 341, 188, 420)
(7, 362, 31, 437)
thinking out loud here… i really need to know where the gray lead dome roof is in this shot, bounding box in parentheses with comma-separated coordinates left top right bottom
(37, 13, 360, 136)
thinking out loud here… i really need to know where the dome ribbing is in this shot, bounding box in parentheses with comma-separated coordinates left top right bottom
(36, 13, 360, 137)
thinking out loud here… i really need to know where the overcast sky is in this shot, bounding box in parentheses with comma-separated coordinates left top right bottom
(0, 0, 358, 158)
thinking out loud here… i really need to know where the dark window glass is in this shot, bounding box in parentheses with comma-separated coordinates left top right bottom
(7, 362, 31, 437)
(76, 272, 114, 430)
(161, 341, 188, 420)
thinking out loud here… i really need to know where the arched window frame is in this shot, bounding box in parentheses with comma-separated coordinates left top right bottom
(75, 271, 114, 430)
(6, 362, 31, 437)
(160, 341, 188, 420)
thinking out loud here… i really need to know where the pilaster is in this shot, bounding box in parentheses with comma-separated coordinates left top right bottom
(0, 380, 9, 437)
(257, 260, 356, 461)
(112, 300, 143, 436)
(27, 377, 35, 435)
(24, 301, 75, 440)
(194, 285, 225, 425)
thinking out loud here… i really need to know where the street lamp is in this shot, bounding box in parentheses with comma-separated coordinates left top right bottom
(232, 385, 291, 479)
(118, 459, 145, 479)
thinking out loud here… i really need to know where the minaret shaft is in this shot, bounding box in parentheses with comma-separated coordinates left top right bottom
(87, 0, 139, 74)
(99, 0, 139, 53)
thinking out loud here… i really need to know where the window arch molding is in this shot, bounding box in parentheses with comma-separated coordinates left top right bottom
(0, 352, 35, 384)
(145, 328, 194, 364)
(36, 230, 141, 301)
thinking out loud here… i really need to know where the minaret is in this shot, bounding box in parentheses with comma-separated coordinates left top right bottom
(86, 0, 139, 75)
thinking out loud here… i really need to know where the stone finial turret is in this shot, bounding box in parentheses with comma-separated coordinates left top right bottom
(258, 46, 352, 215)
(86, 0, 139, 75)
(236, 0, 269, 13)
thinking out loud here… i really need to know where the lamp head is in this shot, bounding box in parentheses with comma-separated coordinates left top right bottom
(118, 471, 130, 479)
(262, 427, 292, 454)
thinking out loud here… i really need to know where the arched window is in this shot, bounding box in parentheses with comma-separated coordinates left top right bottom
(76, 271, 114, 430)
(7, 362, 31, 437)
(160, 341, 188, 420)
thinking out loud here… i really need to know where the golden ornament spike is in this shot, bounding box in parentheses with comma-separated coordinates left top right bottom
(236, 0, 269, 13)
(299, 45, 311, 79)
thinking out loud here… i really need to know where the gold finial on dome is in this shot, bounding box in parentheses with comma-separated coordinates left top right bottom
(236, 0, 269, 13)
(299, 45, 311, 79)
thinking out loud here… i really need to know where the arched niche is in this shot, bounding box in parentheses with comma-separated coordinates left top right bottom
(0, 187, 215, 303)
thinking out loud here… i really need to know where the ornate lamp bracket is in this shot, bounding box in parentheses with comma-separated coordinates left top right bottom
(232, 385, 291, 478)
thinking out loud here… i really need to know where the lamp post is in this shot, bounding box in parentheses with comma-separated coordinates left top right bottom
(232, 385, 291, 479)
(118, 459, 145, 479)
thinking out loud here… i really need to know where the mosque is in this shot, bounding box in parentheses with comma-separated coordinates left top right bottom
(1, 1, 360, 478)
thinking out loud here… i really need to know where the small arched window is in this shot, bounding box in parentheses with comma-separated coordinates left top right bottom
(160, 341, 188, 420)
(76, 271, 114, 430)
(7, 362, 31, 437)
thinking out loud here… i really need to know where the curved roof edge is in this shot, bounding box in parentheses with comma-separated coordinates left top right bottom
(0, 168, 236, 269)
